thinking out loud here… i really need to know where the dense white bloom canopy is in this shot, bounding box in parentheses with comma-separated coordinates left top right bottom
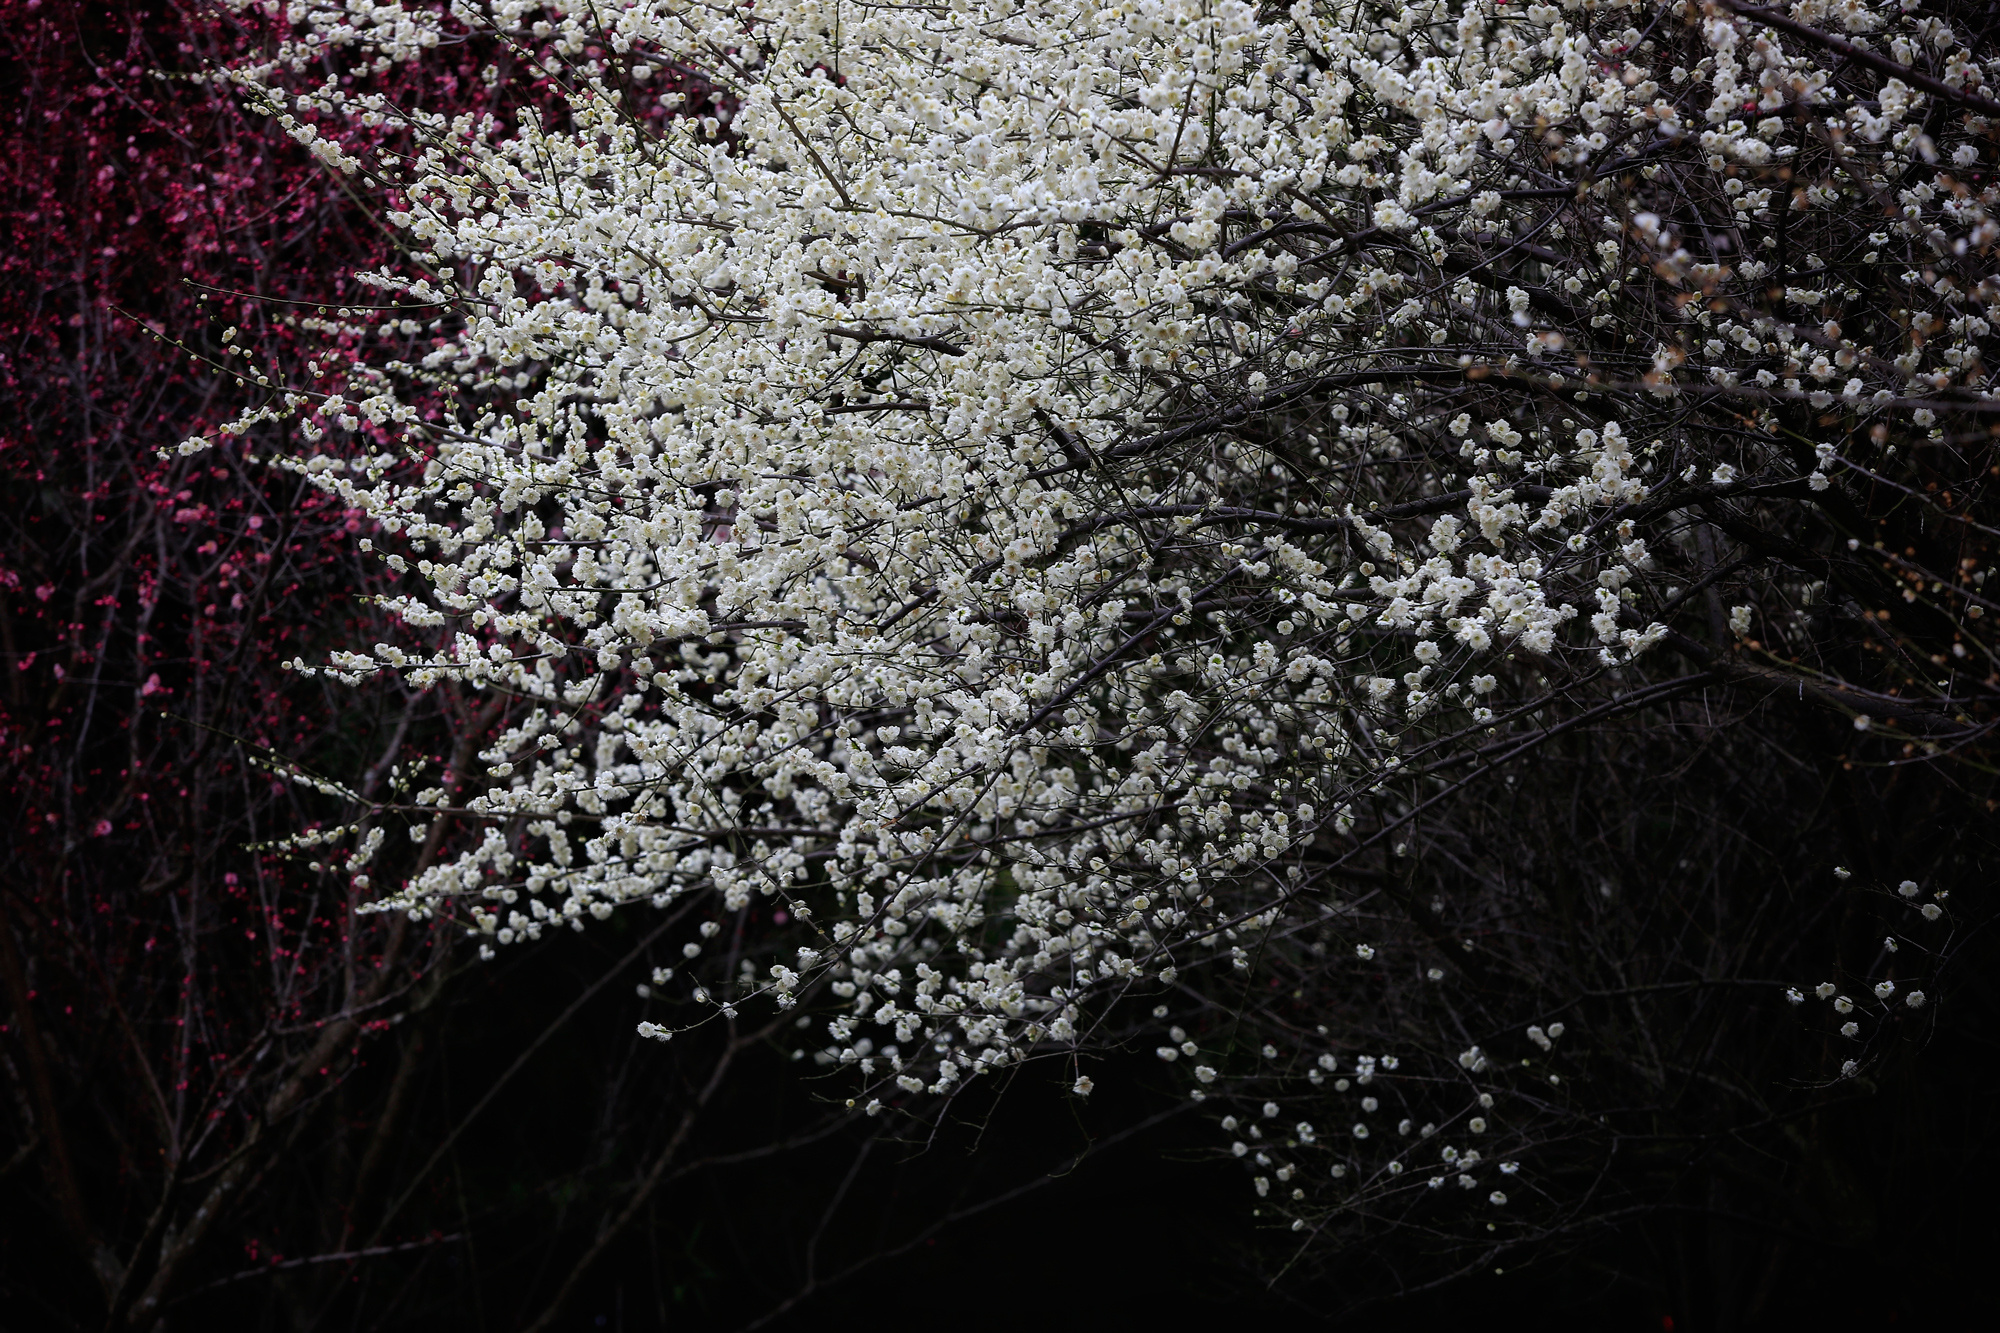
(201, 0, 1999, 1225)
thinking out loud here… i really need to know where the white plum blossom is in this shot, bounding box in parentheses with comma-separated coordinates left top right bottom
(195, 0, 1993, 1241)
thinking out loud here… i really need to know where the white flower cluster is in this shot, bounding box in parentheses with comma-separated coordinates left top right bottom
(1217, 1038, 1529, 1227)
(1795, 872, 1946, 1074)
(208, 0, 1997, 1125)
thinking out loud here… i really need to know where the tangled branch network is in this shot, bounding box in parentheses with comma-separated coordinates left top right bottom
(195, 0, 2000, 1208)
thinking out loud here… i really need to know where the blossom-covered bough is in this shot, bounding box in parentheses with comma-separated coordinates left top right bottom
(203, 0, 2000, 1275)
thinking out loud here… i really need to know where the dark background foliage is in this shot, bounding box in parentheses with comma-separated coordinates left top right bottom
(2, 3, 1996, 1330)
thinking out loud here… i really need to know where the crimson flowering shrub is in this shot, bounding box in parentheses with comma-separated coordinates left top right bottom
(0, 1, 498, 1321)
